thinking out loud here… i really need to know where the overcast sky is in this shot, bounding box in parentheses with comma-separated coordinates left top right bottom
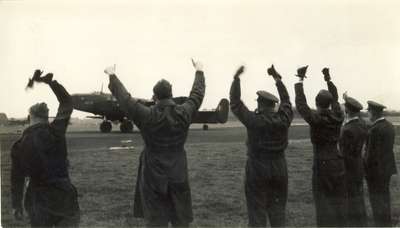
(1, 0, 399, 118)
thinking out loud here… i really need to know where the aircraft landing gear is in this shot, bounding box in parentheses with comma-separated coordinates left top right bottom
(100, 121, 112, 133)
(202, 124, 209, 130)
(120, 120, 133, 133)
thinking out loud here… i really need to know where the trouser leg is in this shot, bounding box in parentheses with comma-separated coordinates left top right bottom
(30, 210, 53, 227)
(246, 183, 267, 227)
(313, 173, 346, 226)
(328, 174, 347, 227)
(367, 175, 392, 227)
(169, 182, 193, 228)
(313, 171, 328, 227)
(347, 178, 367, 227)
(245, 160, 267, 227)
(55, 212, 81, 228)
(140, 182, 169, 227)
(266, 175, 287, 227)
(313, 159, 347, 227)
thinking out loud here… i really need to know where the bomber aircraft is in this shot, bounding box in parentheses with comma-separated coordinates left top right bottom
(71, 92, 229, 133)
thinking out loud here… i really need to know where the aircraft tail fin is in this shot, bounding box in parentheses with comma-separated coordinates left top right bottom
(215, 98, 229, 123)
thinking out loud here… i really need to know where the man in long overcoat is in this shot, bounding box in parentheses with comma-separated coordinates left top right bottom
(339, 93, 367, 226)
(294, 67, 347, 227)
(104, 61, 205, 227)
(364, 100, 397, 227)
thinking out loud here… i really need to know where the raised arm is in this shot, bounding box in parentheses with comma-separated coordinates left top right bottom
(27, 70, 73, 136)
(105, 66, 150, 127)
(181, 59, 206, 118)
(268, 65, 293, 127)
(322, 68, 344, 120)
(49, 79, 73, 135)
(229, 66, 256, 127)
(294, 66, 316, 125)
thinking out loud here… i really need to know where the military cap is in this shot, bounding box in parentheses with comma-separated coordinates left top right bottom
(256, 90, 279, 103)
(315, 89, 333, 108)
(29, 102, 49, 119)
(296, 65, 308, 78)
(344, 96, 363, 111)
(367, 100, 386, 111)
(153, 79, 172, 99)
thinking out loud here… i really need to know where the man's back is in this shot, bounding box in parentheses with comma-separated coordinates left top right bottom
(139, 100, 193, 183)
(365, 119, 397, 177)
(340, 118, 368, 182)
(10, 75, 79, 227)
(229, 76, 293, 157)
(245, 111, 291, 157)
(308, 109, 343, 146)
(105, 63, 205, 226)
(13, 123, 69, 184)
(294, 81, 344, 159)
(340, 118, 367, 156)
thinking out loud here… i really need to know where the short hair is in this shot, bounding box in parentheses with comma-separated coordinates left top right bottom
(257, 97, 276, 108)
(153, 79, 172, 100)
(315, 90, 333, 109)
(29, 102, 49, 119)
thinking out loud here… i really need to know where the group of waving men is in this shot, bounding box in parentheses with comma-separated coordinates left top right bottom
(10, 60, 396, 227)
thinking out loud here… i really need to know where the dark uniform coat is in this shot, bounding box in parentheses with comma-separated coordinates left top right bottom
(108, 71, 205, 226)
(295, 81, 347, 227)
(339, 117, 367, 226)
(364, 117, 397, 226)
(11, 81, 80, 227)
(230, 78, 293, 227)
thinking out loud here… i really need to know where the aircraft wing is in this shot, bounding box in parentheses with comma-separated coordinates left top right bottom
(192, 99, 229, 124)
(138, 96, 229, 124)
(72, 92, 229, 125)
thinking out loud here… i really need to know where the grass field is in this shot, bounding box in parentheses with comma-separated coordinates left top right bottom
(1, 123, 400, 227)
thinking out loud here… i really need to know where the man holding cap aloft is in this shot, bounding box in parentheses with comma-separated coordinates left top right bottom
(294, 67, 347, 227)
(230, 64, 293, 227)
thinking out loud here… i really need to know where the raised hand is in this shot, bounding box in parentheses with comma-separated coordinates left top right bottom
(104, 64, 116, 76)
(191, 58, 203, 71)
(322, 67, 331, 81)
(32, 69, 43, 81)
(343, 91, 348, 100)
(26, 69, 53, 89)
(267, 64, 281, 80)
(234, 65, 245, 79)
(38, 73, 53, 84)
(296, 65, 308, 80)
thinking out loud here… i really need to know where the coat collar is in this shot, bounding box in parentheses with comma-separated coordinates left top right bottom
(372, 117, 385, 126)
(155, 98, 176, 107)
(317, 108, 330, 115)
(255, 108, 275, 115)
(343, 116, 359, 126)
(23, 122, 48, 135)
